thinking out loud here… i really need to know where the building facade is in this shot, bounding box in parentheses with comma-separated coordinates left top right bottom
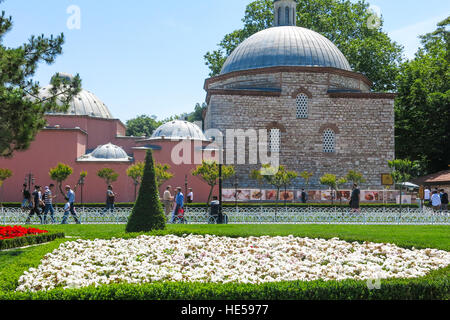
(204, 0, 396, 190)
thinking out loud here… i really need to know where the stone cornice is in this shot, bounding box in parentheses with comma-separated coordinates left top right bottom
(204, 66, 373, 90)
(206, 88, 281, 104)
(328, 92, 397, 99)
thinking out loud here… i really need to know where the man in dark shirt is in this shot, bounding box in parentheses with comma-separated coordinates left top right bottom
(21, 184, 31, 211)
(25, 186, 43, 224)
(102, 185, 116, 215)
(301, 189, 307, 203)
(440, 189, 448, 212)
(350, 184, 361, 214)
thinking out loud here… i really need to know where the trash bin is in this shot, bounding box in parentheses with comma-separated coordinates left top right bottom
(210, 200, 221, 224)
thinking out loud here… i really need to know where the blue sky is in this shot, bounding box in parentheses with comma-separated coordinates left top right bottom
(2, 0, 449, 122)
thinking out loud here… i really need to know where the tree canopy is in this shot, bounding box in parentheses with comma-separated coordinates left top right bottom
(204, 0, 403, 92)
(395, 17, 450, 174)
(0, 4, 81, 157)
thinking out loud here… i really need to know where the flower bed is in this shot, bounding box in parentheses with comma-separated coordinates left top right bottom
(0, 226, 65, 251)
(0, 226, 48, 240)
(16, 235, 450, 292)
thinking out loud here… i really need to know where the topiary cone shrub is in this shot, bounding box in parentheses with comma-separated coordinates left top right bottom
(126, 150, 166, 233)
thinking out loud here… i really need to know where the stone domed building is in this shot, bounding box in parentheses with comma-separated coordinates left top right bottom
(204, 0, 395, 189)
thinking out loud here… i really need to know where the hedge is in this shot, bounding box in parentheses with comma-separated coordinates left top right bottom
(1, 274, 448, 300)
(0, 232, 65, 251)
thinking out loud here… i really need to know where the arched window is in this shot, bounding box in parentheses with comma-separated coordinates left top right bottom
(269, 128, 281, 153)
(278, 7, 282, 25)
(323, 129, 335, 153)
(296, 93, 309, 119)
(285, 7, 290, 25)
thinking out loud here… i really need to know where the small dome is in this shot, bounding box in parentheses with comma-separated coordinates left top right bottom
(220, 26, 352, 75)
(90, 143, 129, 160)
(151, 120, 207, 141)
(41, 73, 114, 119)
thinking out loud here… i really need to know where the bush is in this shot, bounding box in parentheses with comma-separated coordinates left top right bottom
(1, 272, 448, 300)
(0, 232, 65, 250)
(126, 150, 165, 233)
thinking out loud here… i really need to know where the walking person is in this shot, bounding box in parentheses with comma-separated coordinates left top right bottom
(430, 190, 441, 212)
(102, 186, 116, 215)
(300, 189, 307, 204)
(61, 201, 72, 225)
(63, 185, 81, 224)
(440, 189, 448, 212)
(424, 187, 431, 206)
(162, 186, 174, 221)
(349, 184, 361, 214)
(21, 184, 32, 211)
(170, 187, 184, 223)
(42, 184, 57, 224)
(187, 188, 194, 204)
(25, 186, 43, 224)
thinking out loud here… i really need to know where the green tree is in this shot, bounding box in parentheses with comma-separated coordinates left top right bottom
(126, 150, 166, 233)
(395, 17, 449, 174)
(192, 160, 235, 204)
(0, 5, 81, 157)
(319, 173, 347, 205)
(155, 163, 174, 188)
(97, 168, 119, 187)
(300, 171, 314, 190)
(49, 163, 73, 197)
(127, 162, 145, 201)
(125, 115, 163, 138)
(388, 159, 415, 209)
(0, 168, 12, 206)
(0, 168, 12, 188)
(260, 164, 298, 211)
(204, 0, 403, 92)
(346, 170, 366, 186)
(186, 103, 207, 123)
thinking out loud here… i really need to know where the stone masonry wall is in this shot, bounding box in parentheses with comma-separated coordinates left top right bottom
(204, 70, 395, 189)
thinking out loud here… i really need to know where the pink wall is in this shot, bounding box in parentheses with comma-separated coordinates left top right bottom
(0, 117, 218, 204)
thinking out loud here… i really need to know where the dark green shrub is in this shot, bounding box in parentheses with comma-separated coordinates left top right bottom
(126, 150, 165, 233)
(0, 232, 65, 250)
(1, 275, 448, 300)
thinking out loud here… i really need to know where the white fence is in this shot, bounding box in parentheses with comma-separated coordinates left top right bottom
(1, 206, 449, 225)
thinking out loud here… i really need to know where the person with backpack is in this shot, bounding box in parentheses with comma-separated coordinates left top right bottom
(42, 184, 56, 224)
(102, 185, 116, 215)
(170, 187, 184, 223)
(25, 185, 43, 224)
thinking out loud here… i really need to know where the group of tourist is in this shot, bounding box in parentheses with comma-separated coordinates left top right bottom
(162, 186, 194, 223)
(424, 187, 449, 212)
(21, 184, 81, 224)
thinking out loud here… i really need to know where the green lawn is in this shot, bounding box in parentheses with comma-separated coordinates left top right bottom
(1, 224, 449, 300)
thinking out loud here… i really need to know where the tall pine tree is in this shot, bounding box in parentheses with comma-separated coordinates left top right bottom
(126, 150, 166, 233)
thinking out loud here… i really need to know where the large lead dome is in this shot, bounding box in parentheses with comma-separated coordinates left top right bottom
(220, 26, 352, 75)
(40, 73, 114, 119)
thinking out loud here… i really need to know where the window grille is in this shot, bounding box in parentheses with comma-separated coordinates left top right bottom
(323, 129, 335, 153)
(269, 128, 281, 153)
(296, 94, 309, 119)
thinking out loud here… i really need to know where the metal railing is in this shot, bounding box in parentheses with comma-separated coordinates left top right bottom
(1, 206, 448, 225)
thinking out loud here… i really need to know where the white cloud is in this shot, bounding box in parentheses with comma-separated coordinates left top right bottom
(389, 15, 448, 59)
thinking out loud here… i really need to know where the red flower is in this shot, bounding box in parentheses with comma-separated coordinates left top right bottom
(0, 226, 48, 240)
